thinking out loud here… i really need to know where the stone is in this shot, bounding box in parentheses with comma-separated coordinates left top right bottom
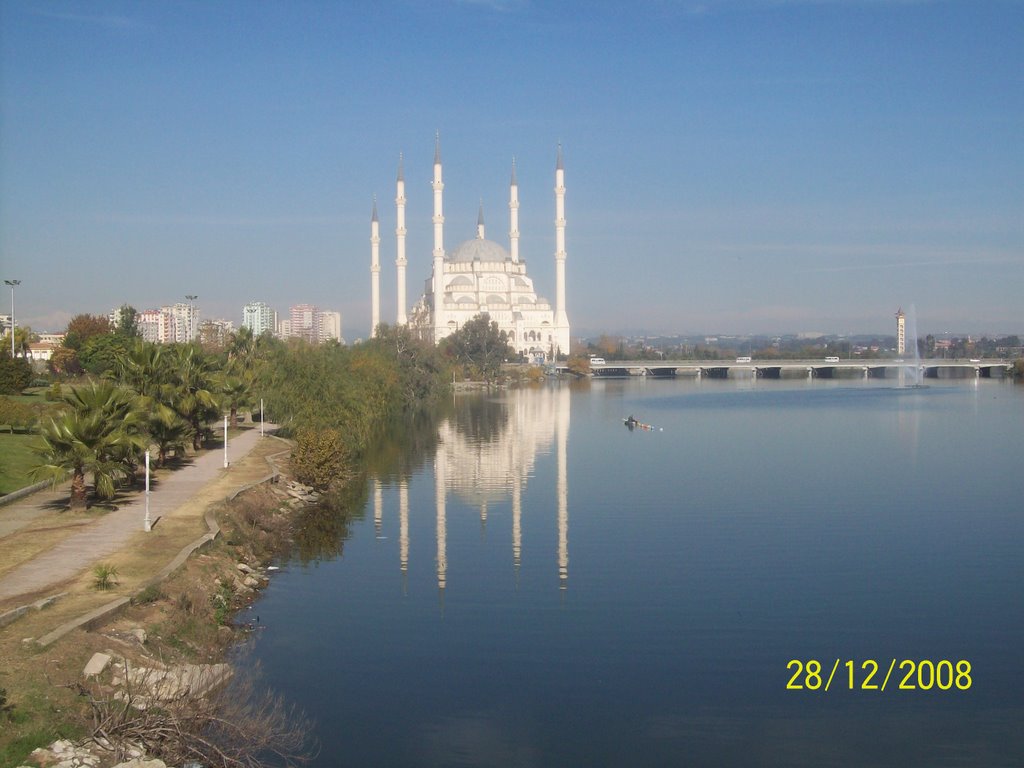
(111, 759, 167, 768)
(236, 563, 253, 574)
(129, 628, 147, 644)
(243, 575, 259, 588)
(82, 652, 112, 678)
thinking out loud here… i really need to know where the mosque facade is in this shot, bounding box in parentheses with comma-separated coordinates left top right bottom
(370, 137, 570, 361)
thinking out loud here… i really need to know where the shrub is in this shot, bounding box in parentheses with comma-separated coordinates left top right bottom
(132, 583, 163, 605)
(0, 355, 32, 395)
(92, 563, 119, 590)
(292, 427, 351, 491)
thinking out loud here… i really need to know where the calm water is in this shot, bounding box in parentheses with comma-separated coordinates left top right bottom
(246, 378, 1024, 767)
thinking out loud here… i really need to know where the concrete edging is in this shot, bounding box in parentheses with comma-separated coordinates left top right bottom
(0, 477, 67, 507)
(32, 436, 293, 647)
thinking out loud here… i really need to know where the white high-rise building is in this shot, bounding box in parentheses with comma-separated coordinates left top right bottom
(243, 301, 277, 337)
(320, 310, 343, 343)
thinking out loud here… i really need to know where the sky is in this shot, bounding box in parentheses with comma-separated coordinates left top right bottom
(1, 0, 1021, 340)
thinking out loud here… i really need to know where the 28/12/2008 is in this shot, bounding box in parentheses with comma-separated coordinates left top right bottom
(786, 659, 972, 691)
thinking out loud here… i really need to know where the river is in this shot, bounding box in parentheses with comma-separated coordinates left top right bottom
(244, 377, 1024, 767)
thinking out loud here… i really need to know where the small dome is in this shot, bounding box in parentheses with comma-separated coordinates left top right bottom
(448, 238, 511, 263)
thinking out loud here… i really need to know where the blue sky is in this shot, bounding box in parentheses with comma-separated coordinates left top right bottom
(1, 0, 1021, 339)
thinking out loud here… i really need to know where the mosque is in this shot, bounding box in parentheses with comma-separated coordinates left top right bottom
(370, 136, 570, 361)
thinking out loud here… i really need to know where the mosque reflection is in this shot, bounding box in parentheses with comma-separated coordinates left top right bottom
(371, 385, 571, 596)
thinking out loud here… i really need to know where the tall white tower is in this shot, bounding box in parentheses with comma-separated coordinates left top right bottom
(370, 199, 381, 337)
(553, 144, 569, 356)
(395, 154, 408, 325)
(896, 308, 906, 356)
(432, 133, 446, 340)
(509, 159, 520, 263)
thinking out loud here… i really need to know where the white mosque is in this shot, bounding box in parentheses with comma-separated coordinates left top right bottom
(370, 136, 571, 361)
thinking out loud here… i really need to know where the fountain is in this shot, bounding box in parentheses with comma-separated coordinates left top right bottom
(900, 304, 926, 388)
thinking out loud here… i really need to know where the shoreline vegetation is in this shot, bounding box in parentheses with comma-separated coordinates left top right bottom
(0, 323, 460, 767)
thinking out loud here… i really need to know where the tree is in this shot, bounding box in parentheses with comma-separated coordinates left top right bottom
(1, 326, 36, 358)
(366, 324, 449, 410)
(31, 381, 144, 510)
(48, 345, 83, 377)
(0, 353, 33, 394)
(114, 304, 141, 338)
(292, 426, 350, 491)
(442, 313, 512, 384)
(79, 333, 134, 376)
(219, 372, 254, 429)
(146, 408, 191, 467)
(168, 345, 221, 450)
(64, 314, 111, 351)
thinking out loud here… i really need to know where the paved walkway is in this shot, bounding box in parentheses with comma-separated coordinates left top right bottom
(0, 428, 269, 604)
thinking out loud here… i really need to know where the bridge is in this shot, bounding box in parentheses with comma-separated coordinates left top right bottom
(554, 359, 1014, 380)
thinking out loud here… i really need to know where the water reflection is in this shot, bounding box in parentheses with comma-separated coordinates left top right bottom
(367, 385, 572, 597)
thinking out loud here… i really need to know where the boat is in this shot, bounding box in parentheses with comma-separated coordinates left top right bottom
(623, 415, 654, 431)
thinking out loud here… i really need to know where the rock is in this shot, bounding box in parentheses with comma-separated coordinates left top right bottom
(82, 652, 112, 678)
(243, 575, 259, 588)
(129, 628, 147, 644)
(236, 563, 253, 574)
(111, 759, 167, 768)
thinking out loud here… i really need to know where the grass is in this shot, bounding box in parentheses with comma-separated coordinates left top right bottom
(0, 435, 291, 764)
(0, 431, 43, 495)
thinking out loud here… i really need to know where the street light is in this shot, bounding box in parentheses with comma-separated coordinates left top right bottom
(185, 294, 198, 342)
(4, 280, 20, 357)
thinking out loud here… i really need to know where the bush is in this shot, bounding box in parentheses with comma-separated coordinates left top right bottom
(132, 583, 163, 605)
(292, 427, 351, 491)
(0, 355, 32, 395)
(0, 396, 37, 433)
(92, 563, 119, 590)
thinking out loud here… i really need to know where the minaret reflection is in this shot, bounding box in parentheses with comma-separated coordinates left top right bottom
(512, 479, 522, 584)
(435, 441, 447, 600)
(373, 479, 383, 539)
(556, 386, 569, 592)
(426, 385, 570, 594)
(399, 480, 409, 595)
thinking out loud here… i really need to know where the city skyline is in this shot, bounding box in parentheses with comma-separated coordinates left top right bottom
(1, 1, 1021, 338)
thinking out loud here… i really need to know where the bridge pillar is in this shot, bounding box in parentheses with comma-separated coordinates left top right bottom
(863, 367, 869, 379)
(807, 367, 813, 380)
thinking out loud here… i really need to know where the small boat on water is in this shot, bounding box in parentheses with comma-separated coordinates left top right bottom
(624, 415, 655, 431)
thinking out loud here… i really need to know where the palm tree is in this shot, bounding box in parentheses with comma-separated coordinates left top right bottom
(218, 371, 254, 429)
(30, 380, 146, 509)
(169, 345, 221, 450)
(146, 408, 191, 467)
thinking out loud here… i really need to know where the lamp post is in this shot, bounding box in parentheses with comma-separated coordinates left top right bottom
(4, 279, 20, 357)
(144, 449, 152, 532)
(185, 294, 198, 342)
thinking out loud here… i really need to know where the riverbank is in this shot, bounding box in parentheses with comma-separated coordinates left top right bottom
(0, 430, 321, 768)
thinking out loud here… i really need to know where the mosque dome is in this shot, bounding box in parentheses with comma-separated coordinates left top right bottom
(448, 238, 511, 263)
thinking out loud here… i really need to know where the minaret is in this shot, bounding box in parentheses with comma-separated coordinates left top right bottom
(477, 200, 485, 240)
(509, 159, 520, 263)
(432, 133, 446, 340)
(395, 154, 408, 325)
(554, 144, 569, 355)
(370, 198, 381, 337)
